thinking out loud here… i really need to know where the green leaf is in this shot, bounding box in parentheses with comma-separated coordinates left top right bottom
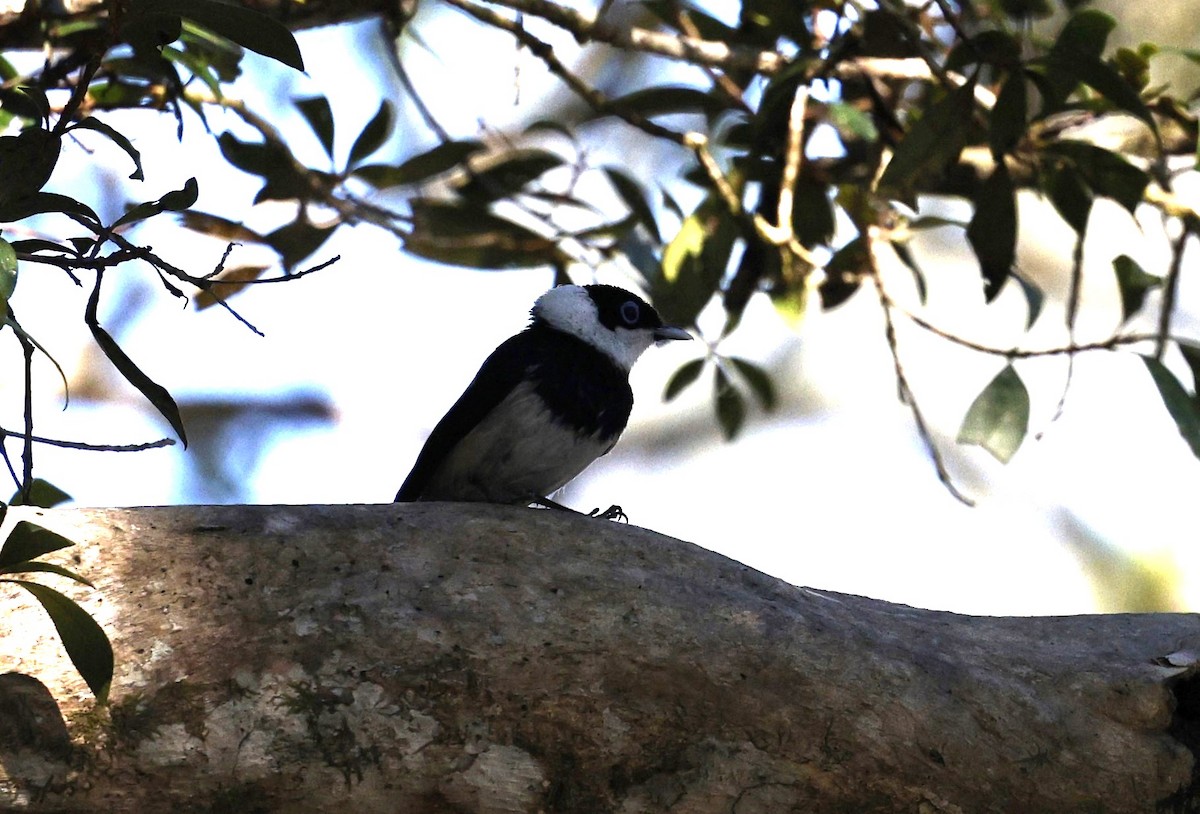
(1035, 10, 1156, 136)
(1112, 255, 1160, 322)
(456, 149, 564, 202)
(523, 119, 576, 141)
(656, 194, 737, 325)
(0, 561, 93, 586)
(990, 70, 1028, 158)
(1053, 8, 1115, 59)
(87, 283, 187, 447)
(132, 0, 303, 70)
(120, 8, 182, 56)
(296, 96, 335, 160)
(827, 101, 878, 142)
(791, 178, 836, 249)
(663, 358, 705, 402)
(9, 238, 77, 256)
(999, 0, 1052, 16)
(1142, 355, 1200, 459)
(68, 117, 144, 180)
(1113, 46, 1152, 92)
(0, 520, 75, 568)
(1012, 273, 1044, 329)
(5, 579, 112, 701)
(820, 236, 868, 310)
(906, 215, 968, 231)
(0, 191, 100, 225)
(1067, 56, 1157, 136)
(217, 131, 287, 177)
(9, 478, 71, 508)
(591, 85, 730, 122)
(878, 81, 977, 202)
(1044, 141, 1148, 214)
(113, 177, 199, 229)
(0, 128, 61, 208)
(1043, 163, 1093, 233)
(6, 316, 71, 402)
(0, 236, 15, 321)
(714, 367, 747, 440)
(178, 211, 265, 244)
(604, 167, 661, 243)
(947, 30, 1022, 73)
(179, 20, 244, 82)
(264, 219, 336, 272)
(957, 364, 1030, 463)
(353, 140, 485, 189)
(967, 163, 1017, 302)
(890, 239, 928, 304)
(348, 100, 393, 168)
(404, 200, 567, 270)
(729, 357, 777, 410)
(217, 132, 309, 203)
(1179, 342, 1200, 397)
(162, 43, 223, 104)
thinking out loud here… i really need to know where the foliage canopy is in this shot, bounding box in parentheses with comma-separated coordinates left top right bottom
(0, 0, 1199, 690)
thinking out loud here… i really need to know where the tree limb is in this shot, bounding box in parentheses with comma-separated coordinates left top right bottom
(1, 503, 1196, 812)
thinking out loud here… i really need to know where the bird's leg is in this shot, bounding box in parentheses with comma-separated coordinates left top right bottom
(588, 504, 628, 522)
(532, 496, 628, 522)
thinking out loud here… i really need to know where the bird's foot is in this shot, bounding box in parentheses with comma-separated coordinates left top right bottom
(532, 497, 627, 522)
(588, 504, 628, 522)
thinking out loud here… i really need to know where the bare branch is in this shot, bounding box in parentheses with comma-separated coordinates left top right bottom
(443, 0, 688, 144)
(899, 307, 1165, 359)
(0, 429, 176, 452)
(1155, 222, 1192, 360)
(869, 239, 974, 506)
(479, 0, 786, 74)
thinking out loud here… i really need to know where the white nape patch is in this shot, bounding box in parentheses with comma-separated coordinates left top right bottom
(422, 380, 614, 504)
(533, 285, 655, 371)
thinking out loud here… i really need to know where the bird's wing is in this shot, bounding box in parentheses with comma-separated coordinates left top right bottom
(395, 332, 534, 501)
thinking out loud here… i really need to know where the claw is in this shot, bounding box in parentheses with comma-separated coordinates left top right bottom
(588, 504, 628, 522)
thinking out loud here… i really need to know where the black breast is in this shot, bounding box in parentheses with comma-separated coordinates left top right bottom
(525, 324, 633, 439)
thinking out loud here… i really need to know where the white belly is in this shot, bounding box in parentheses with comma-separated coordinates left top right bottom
(422, 381, 614, 503)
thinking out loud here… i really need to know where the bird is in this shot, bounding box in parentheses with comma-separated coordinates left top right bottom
(395, 283, 691, 515)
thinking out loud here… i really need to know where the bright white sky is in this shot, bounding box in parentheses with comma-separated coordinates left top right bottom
(3, 10, 1199, 616)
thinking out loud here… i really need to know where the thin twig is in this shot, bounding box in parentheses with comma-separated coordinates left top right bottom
(1155, 222, 1191, 360)
(17, 322, 35, 505)
(0, 429, 176, 452)
(900, 306, 1162, 358)
(870, 244, 974, 506)
(0, 429, 18, 491)
(479, 0, 786, 74)
(686, 132, 744, 210)
(686, 88, 820, 270)
(393, 56, 452, 142)
(442, 0, 688, 145)
(672, 7, 752, 114)
(765, 85, 808, 247)
(1049, 232, 1086, 422)
(207, 254, 342, 286)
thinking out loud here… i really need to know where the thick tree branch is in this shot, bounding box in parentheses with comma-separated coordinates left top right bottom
(1, 503, 1195, 812)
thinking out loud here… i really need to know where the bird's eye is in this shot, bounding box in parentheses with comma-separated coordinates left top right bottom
(620, 301, 640, 325)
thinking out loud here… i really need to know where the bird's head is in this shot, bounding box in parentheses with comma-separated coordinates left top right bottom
(532, 284, 691, 370)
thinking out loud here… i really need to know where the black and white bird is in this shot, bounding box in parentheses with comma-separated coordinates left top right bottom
(395, 284, 691, 513)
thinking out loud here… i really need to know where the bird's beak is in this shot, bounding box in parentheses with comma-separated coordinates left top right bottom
(653, 325, 692, 344)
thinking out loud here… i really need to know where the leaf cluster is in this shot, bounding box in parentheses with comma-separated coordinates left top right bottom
(0, 483, 111, 700)
(3, 0, 1200, 489)
(0, 0, 306, 705)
